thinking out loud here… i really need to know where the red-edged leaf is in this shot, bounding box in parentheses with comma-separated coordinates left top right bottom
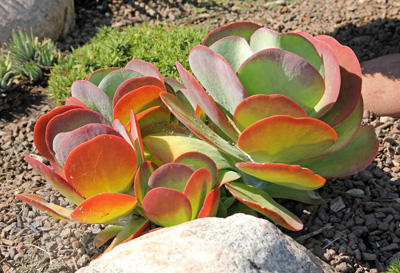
(59, 124, 121, 166)
(71, 80, 113, 122)
(130, 111, 145, 166)
(233, 94, 308, 131)
(45, 109, 111, 161)
(183, 168, 213, 219)
(25, 155, 85, 205)
(163, 77, 184, 93)
(216, 169, 241, 187)
(237, 115, 337, 163)
(176, 61, 238, 141)
(125, 59, 163, 81)
(237, 48, 325, 115)
(104, 216, 148, 254)
(15, 194, 72, 220)
(236, 162, 326, 190)
(94, 226, 124, 249)
(202, 21, 262, 46)
(160, 92, 247, 161)
(140, 123, 188, 138)
(148, 163, 194, 192)
(189, 45, 248, 116)
(113, 85, 165, 126)
(34, 105, 82, 166)
(174, 152, 218, 187)
(113, 119, 134, 148)
(98, 68, 143, 99)
(86, 67, 119, 86)
(135, 161, 158, 205)
(300, 125, 379, 177)
(197, 187, 220, 218)
(225, 182, 303, 231)
(64, 135, 137, 198)
(316, 35, 362, 127)
(70, 193, 137, 224)
(113, 76, 166, 107)
(142, 188, 192, 226)
(65, 97, 88, 108)
(136, 106, 170, 128)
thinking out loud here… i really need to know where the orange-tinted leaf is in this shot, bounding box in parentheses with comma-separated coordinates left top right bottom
(142, 188, 192, 227)
(197, 187, 220, 218)
(94, 226, 124, 249)
(70, 193, 137, 224)
(236, 162, 326, 190)
(64, 135, 136, 198)
(237, 116, 337, 163)
(148, 163, 193, 192)
(125, 59, 163, 81)
(136, 106, 170, 128)
(233, 94, 308, 131)
(135, 161, 158, 205)
(130, 110, 145, 166)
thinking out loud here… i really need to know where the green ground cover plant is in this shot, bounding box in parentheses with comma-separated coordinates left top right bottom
(48, 24, 209, 102)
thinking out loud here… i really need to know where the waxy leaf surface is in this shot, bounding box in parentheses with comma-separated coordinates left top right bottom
(216, 169, 241, 187)
(265, 183, 324, 205)
(209, 36, 254, 72)
(202, 21, 261, 46)
(189, 45, 248, 115)
(130, 111, 145, 165)
(176, 61, 238, 141)
(70, 193, 137, 224)
(98, 68, 143, 99)
(71, 80, 113, 122)
(225, 182, 303, 231)
(140, 122, 188, 138)
(113, 85, 165, 126)
(148, 163, 194, 192)
(15, 194, 72, 220)
(86, 67, 119, 86)
(65, 97, 88, 108)
(125, 59, 163, 81)
(64, 135, 136, 198)
(136, 106, 170, 128)
(184, 168, 213, 219)
(143, 134, 233, 170)
(135, 161, 158, 205)
(113, 76, 166, 107)
(160, 92, 247, 161)
(237, 48, 325, 115)
(142, 188, 192, 227)
(233, 94, 307, 131)
(236, 162, 326, 190)
(198, 187, 220, 218)
(300, 126, 379, 177)
(238, 116, 337, 163)
(94, 226, 124, 249)
(25, 155, 84, 205)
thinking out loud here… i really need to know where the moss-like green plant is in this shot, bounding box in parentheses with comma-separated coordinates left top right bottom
(48, 24, 209, 102)
(386, 259, 400, 273)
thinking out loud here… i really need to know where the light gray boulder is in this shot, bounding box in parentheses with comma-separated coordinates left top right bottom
(77, 214, 336, 273)
(0, 0, 75, 44)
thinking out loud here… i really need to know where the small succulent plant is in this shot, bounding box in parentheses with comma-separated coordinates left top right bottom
(16, 22, 378, 253)
(0, 51, 18, 95)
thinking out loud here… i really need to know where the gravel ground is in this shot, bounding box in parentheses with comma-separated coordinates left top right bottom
(1, 0, 399, 272)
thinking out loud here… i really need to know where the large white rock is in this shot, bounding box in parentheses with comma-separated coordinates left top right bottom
(0, 0, 75, 44)
(77, 214, 336, 273)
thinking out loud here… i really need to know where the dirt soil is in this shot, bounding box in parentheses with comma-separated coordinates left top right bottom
(1, 0, 400, 272)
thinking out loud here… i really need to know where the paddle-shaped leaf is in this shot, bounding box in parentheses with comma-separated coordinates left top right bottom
(216, 169, 241, 187)
(65, 97, 88, 108)
(135, 161, 158, 205)
(197, 187, 220, 218)
(15, 194, 72, 220)
(94, 226, 124, 249)
(142, 188, 192, 226)
(25, 155, 85, 205)
(189, 45, 248, 116)
(225, 182, 303, 231)
(184, 168, 213, 219)
(202, 21, 261, 46)
(113, 76, 166, 107)
(160, 92, 247, 161)
(113, 85, 165, 126)
(233, 94, 308, 131)
(64, 134, 136, 198)
(265, 183, 325, 205)
(98, 68, 143, 99)
(70, 193, 137, 224)
(136, 106, 170, 128)
(130, 111, 145, 166)
(86, 67, 119, 86)
(237, 48, 325, 115)
(144, 134, 233, 170)
(176, 61, 238, 141)
(238, 115, 337, 163)
(236, 162, 326, 190)
(125, 59, 163, 81)
(148, 163, 194, 192)
(71, 80, 113, 123)
(300, 125, 379, 177)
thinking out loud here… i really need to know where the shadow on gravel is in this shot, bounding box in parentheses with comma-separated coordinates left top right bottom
(326, 18, 400, 63)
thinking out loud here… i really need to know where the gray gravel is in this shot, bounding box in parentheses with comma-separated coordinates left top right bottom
(1, 0, 399, 272)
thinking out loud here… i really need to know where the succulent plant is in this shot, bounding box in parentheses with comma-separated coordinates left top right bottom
(0, 51, 18, 95)
(145, 22, 379, 231)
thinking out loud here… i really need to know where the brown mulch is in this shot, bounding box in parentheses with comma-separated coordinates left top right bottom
(1, 0, 399, 272)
